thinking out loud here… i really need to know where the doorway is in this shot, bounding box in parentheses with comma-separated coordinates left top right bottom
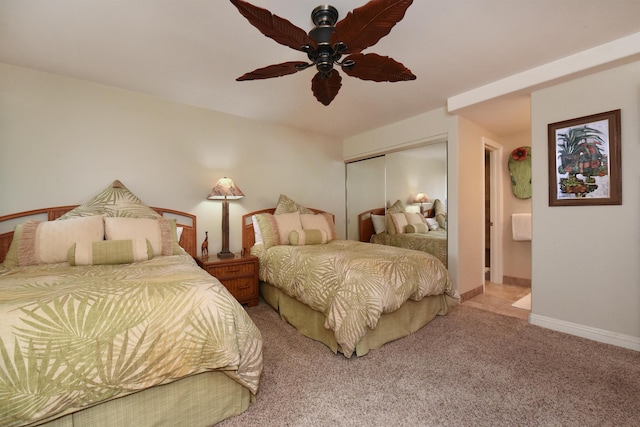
(482, 137, 503, 285)
(484, 151, 491, 277)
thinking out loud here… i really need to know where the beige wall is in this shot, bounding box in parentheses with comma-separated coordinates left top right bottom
(455, 117, 499, 295)
(0, 63, 345, 254)
(530, 60, 640, 348)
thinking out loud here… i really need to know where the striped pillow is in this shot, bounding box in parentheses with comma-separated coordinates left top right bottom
(289, 229, 328, 246)
(68, 239, 153, 265)
(405, 223, 429, 234)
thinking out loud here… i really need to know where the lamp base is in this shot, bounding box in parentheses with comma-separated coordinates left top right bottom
(217, 250, 235, 259)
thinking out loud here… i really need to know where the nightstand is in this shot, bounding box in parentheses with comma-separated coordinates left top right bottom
(195, 254, 259, 307)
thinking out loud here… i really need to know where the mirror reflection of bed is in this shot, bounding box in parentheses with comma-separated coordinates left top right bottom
(357, 198, 448, 265)
(346, 141, 448, 266)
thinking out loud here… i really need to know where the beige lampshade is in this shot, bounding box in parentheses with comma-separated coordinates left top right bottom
(207, 177, 245, 200)
(414, 193, 429, 203)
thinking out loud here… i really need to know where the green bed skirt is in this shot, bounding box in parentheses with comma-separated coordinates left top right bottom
(260, 281, 453, 357)
(32, 371, 251, 427)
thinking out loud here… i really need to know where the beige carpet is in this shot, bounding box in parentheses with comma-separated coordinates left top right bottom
(511, 293, 531, 310)
(218, 300, 640, 426)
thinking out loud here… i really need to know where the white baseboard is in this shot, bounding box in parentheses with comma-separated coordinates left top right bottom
(529, 313, 640, 352)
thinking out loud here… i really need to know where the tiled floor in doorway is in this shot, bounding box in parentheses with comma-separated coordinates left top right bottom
(463, 282, 531, 320)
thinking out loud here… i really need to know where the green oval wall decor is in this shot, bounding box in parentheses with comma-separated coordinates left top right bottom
(508, 146, 532, 199)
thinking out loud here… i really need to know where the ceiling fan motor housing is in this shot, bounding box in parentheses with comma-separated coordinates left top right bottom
(311, 5, 338, 27)
(309, 5, 339, 76)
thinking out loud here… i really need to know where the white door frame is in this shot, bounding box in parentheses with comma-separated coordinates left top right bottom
(483, 137, 504, 285)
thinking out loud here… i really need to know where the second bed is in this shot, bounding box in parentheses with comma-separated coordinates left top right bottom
(242, 197, 458, 358)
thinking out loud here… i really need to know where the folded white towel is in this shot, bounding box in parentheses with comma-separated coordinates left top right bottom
(512, 213, 532, 241)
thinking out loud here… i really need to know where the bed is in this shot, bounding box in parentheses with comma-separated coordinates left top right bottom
(358, 200, 448, 265)
(241, 195, 458, 358)
(0, 180, 263, 427)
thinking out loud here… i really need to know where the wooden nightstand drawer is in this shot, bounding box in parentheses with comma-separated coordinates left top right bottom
(220, 277, 258, 301)
(209, 262, 255, 278)
(195, 254, 259, 307)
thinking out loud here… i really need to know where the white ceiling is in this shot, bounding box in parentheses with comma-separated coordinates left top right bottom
(2, 0, 640, 139)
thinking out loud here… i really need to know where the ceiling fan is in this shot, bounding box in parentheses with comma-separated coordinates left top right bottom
(230, 0, 416, 106)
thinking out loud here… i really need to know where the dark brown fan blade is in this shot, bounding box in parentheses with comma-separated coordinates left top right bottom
(230, 0, 316, 51)
(342, 53, 416, 82)
(236, 61, 309, 81)
(331, 0, 413, 54)
(311, 70, 342, 106)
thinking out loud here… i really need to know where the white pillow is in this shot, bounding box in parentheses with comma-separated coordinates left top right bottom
(426, 218, 440, 231)
(252, 215, 263, 245)
(371, 214, 386, 234)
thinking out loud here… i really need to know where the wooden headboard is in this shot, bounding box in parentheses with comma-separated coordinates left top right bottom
(0, 206, 197, 263)
(357, 207, 386, 243)
(242, 208, 335, 255)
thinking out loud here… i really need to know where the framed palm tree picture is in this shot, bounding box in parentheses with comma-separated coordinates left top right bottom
(548, 109, 621, 206)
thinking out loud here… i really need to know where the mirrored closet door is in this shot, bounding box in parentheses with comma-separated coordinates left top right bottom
(345, 142, 448, 264)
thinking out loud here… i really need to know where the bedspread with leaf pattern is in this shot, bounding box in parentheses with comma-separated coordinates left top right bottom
(370, 229, 448, 265)
(0, 254, 262, 427)
(253, 240, 457, 357)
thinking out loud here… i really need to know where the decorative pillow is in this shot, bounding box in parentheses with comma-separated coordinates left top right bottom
(300, 213, 337, 241)
(1, 222, 24, 268)
(289, 229, 328, 246)
(57, 180, 161, 220)
(404, 212, 425, 226)
(386, 199, 406, 235)
(405, 223, 429, 234)
(274, 194, 314, 215)
(371, 214, 386, 234)
(321, 213, 338, 240)
(254, 213, 280, 248)
(168, 220, 182, 254)
(390, 212, 409, 234)
(6, 216, 105, 266)
(426, 218, 440, 231)
(434, 198, 447, 229)
(68, 239, 153, 266)
(104, 217, 177, 256)
(273, 211, 303, 245)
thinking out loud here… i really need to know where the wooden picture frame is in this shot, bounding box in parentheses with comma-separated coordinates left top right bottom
(548, 109, 621, 206)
